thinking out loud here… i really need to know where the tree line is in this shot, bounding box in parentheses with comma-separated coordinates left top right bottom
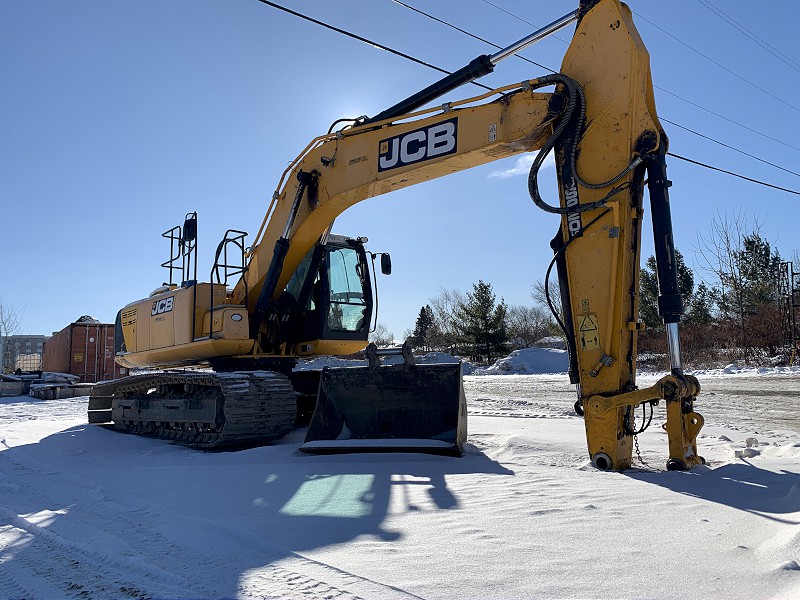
(370, 280, 558, 365)
(371, 212, 798, 368)
(639, 213, 795, 367)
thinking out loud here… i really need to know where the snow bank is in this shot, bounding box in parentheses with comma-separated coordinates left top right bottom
(472, 347, 568, 375)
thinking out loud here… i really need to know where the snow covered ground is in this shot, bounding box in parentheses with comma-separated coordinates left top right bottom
(2, 364, 800, 599)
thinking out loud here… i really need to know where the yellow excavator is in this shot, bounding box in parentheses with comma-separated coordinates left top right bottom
(89, 0, 704, 471)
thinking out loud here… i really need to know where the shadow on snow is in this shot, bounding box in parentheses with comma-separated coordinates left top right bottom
(629, 461, 800, 523)
(0, 421, 513, 597)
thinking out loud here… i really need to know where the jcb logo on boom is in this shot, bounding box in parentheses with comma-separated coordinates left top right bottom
(151, 296, 174, 316)
(378, 118, 458, 172)
(564, 179, 583, 238)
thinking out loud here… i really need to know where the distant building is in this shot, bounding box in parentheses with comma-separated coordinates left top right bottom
(2, 334, 49, 372)
(535, 336, 567, 350)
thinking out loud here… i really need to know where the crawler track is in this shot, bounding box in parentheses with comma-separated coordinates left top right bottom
(91, 371, 296, 448)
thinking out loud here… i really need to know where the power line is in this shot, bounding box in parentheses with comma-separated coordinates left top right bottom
(696, 0, 800, 75)
(480, 0, 571, 45)
(391, 0, 555, 73)
(631, 10, 800, 115)
(655, 87, 800, 153)
(661, 118, 800, 179)
(390, 0, 800, 178)
(668, 153, 800, 196)
(251, 0, 493, 92)
(476, 0, 800, 151)
(253, 0, 800, 197)
(450, 0, 800, 156)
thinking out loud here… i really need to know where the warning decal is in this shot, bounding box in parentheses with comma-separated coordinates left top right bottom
(578, 314, 600, 351)
(579, 315, 598, 332)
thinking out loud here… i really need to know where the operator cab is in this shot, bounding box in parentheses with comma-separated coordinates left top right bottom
(283, 234, 385, 355)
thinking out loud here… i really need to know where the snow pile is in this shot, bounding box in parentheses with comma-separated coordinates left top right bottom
(39, 372, 81, 384)
(472, 347, 568, 375)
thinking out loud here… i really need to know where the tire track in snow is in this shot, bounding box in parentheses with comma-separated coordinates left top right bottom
(238, 564, 367, 600)
(0, 548, 39, 600)
(238, 559, 428, 600)
(1, 444, 422, 600)
(0, 447, 212, 598)
(0, 508, 187, 598)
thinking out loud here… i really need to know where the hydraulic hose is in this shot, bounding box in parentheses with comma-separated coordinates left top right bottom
(527, 74, 642, 214)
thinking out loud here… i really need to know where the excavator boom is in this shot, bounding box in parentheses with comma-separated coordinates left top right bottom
(91, 0, 703, 468)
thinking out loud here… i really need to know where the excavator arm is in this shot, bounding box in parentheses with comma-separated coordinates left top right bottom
(233, 84, 558, 334)
(234, 0, 703, 469)
(101, 0, 703, 468)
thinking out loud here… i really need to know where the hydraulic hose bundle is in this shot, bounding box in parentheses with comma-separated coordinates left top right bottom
(526, 73, 642, 215)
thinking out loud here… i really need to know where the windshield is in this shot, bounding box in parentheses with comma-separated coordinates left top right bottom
(326, 247, 367, 333)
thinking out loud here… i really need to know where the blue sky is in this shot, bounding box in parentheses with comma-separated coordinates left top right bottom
(2, 0, 799, 340)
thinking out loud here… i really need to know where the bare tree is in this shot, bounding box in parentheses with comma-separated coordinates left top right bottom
(369, 323, 394, 347)
(0, 302, 24, 373)
(695, 211, 782, 355)
(530, 275, 561, 312)
(506, 305, 552, 349)
(427, 288, 465, 352)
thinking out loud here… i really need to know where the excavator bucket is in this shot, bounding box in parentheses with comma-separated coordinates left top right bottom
(301, 360, 467, 456)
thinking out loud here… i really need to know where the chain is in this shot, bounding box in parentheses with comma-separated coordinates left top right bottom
(633, 434, 646, 465)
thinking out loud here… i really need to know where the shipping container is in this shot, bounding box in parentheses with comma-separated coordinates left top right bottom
(43, 318, 126, 383)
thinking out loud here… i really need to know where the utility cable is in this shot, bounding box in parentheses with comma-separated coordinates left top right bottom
(696, 0, 800, 75)
(667, 153, 800, 196)
(252, 0, 493, 92)
(391, 0, 555, 73)
(391, 0, 800, 179)
(656, 87, 800, 153)
(661, 118, 800, 179)
(474, 1, 800, 153)
(631, 10, 800, 115)
(480, 0, 571, 45)
(254, 0, 800, 197)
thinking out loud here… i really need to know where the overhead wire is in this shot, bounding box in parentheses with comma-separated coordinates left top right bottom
(482, 0, 800, 154)
(253, 0, 800, 196)
(696, 0, 800, 75)
(630, 10, 800, 115)
(391, 0, 800, 190)
(480, 0, 571, 45)
(667, 153, 800, 196)
(251, 0, 493, 92)
(655, 87, 800, 153)
(391, 0, 555, 73)
(661, 118, 800, 178)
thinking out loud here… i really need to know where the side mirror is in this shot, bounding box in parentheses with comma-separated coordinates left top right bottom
(182, 213, 197, 245)
(380, 253, 392, 275)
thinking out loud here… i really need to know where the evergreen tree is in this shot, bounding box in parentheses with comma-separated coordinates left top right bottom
(718, 233, 782, 319)
(410, 305, 435, 351)
(684, 281, 715, 325)
(639, 249, 695, 329)
(454, 280, 508, 363)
